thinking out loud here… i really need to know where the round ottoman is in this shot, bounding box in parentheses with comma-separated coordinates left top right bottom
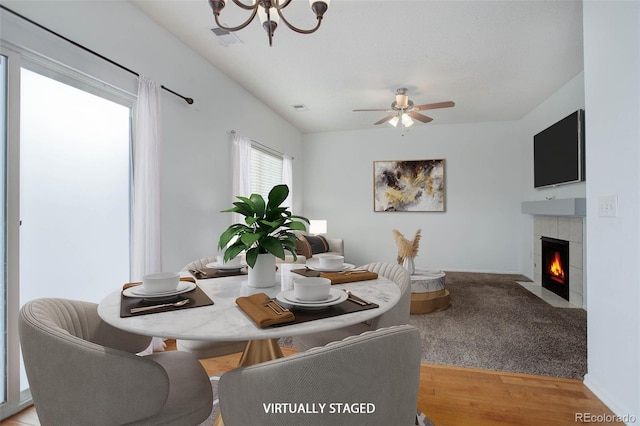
(410, 269, 450, 314)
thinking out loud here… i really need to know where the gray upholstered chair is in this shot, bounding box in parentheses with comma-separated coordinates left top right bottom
(292, 261, 412, 351)
(218, 325, 421, 426)
(176, 257, 248, 358)
(19, 298, 213, 426)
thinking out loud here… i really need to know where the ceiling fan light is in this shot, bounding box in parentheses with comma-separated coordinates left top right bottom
(389, 116, 400, 127)
(402, 113, 414, 127)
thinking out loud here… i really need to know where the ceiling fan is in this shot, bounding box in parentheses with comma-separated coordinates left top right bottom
(353, 88, 455, 127)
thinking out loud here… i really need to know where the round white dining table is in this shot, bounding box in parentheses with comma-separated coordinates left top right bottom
(98, 268, 400, 352)
(98, 268, 400, 426)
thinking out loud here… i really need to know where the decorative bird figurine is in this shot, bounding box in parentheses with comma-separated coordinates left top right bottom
(393, 229, 422, 274)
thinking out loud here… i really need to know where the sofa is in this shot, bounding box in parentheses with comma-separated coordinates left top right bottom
(294, 231, 344, 260)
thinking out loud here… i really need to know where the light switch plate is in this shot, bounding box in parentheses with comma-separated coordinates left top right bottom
(598, 195, 618, 217)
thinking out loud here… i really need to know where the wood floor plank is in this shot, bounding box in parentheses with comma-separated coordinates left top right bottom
(3, 342, 618, 426)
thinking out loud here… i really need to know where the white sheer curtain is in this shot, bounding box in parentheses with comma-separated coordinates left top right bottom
(283, 154, 293, 211)
(232, 132, 252, 224)
(131, 76, 164, 354)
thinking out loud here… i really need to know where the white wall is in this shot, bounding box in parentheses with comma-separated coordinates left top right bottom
(303, 121, 522, 272)
(1, 1, 303, 273)
(583, 1, 640, 420)
(518, 72, 586, 280)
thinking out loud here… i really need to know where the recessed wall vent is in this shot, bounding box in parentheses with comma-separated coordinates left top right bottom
(211, 27, 242, 46)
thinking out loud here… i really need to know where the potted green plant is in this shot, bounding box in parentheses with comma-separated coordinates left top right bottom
(218, 184, 309, 287)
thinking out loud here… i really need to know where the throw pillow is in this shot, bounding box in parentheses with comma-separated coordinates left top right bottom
(295, 235, 330, 258)
(295, 235, 312, 258)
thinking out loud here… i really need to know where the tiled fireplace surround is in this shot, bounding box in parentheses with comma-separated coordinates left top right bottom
(533, 216, 584, 307)
(521, 199, 585, 308)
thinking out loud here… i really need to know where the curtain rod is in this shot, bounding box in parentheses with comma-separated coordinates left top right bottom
(231, 130, 294, 160)
(0, 5, 194, 105)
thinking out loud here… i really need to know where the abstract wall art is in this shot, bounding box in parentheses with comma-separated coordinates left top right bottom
(373, 159, 445, 212)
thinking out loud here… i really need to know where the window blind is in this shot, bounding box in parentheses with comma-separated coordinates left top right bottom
(250, 144, 283, 200)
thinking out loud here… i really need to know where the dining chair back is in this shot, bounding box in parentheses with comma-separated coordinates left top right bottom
(19, 298, 213, 426)
(292, 261, 411, 351)
(219, 325, 421, 426)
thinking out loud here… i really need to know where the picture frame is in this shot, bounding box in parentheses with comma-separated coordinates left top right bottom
(373, 159, 445, 212)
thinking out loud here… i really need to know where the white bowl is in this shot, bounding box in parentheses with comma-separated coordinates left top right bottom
(142, 272, 180, 293)
(318, 254, 344, 270)
(293, 277, 331, 301)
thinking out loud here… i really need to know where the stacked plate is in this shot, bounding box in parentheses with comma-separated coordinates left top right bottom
(122, 282, 196, 298)
(205, 262, 247, 271)
(305, 262, 356, 273)
(276, 288, 348, 310)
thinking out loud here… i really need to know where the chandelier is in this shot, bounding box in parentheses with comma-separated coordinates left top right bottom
(209, 0, 330, 46)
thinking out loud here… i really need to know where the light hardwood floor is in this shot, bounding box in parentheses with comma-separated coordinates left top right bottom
(2, 344, 619, 426)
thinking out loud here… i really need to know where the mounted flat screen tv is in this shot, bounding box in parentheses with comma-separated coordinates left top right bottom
(534, 109, 585, 188)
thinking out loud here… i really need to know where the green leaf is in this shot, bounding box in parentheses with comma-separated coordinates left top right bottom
(218, 225, 246, 250)
(267, 185, 289, 210)
(288, 220, 307, 231)
(223, 243, 245, 262)
(231, 201, 253, 218)
(240, 233, 261, 247)
(261, 236, 285, 260)
(245, 247, 259, 268)
(250, 193, 266, 217)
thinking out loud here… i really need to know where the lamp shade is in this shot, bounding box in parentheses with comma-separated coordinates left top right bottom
(309, 220, 327, 235)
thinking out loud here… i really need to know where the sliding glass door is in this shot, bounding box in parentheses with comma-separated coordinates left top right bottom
(19, 66, 132, 390)
(0, 48, 133, 419)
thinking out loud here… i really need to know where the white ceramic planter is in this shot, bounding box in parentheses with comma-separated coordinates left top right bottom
(248, 253, 277, 288)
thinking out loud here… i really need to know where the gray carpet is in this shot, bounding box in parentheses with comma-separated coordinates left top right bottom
(410, 271, 587, 379)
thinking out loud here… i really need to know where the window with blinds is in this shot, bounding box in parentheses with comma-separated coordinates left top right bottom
(250, 145, 283, 200)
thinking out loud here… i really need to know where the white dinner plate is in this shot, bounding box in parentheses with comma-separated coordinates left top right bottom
(276, 289, 348, 308)
(305, 263, 355, 272)
(123, 282, 196, 298)
(283, 290, 342, 305)
(205, 262, 247, 270)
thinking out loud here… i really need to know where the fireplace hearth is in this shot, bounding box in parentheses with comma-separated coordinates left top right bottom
(541, 236, 570, 301)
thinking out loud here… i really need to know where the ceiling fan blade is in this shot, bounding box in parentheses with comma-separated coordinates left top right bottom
(408, 112, 433, 123)
(353, 108, 394, 112)
(413, 101, 455, 111)
(374, 114, 397, 125)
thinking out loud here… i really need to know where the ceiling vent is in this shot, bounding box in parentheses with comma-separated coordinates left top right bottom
(292, 104, 309, 112)
(210, 27, 242, 46)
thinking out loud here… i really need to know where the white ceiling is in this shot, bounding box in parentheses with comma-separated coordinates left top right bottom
(130, 0, 584, 134)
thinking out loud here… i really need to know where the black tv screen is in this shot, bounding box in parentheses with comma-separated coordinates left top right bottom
(534, 110, 585, 188)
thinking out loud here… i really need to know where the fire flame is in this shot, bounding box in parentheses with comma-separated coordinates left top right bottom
(549, 252, 565, 283)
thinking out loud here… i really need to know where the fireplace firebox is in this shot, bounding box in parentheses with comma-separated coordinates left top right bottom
(540, 237, 570, 301)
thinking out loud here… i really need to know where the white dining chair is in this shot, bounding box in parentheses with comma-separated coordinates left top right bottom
(219, 325, 421, 425)
(19, 298, 213, 425)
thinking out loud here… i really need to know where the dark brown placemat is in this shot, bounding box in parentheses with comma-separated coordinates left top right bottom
(120, 285, 213, 318)
(292, 268, 321, 277)
(271, 299, 379, 327)
(189, 267, 248, 279)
